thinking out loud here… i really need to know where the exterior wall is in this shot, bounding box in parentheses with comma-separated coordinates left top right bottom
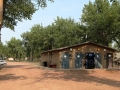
(41, 43, 116, 69)
(41, 51, 60, 68)
(113, 52, 120, 69)
(51, 51, 60, 68)
(72, 44, 115, 69)
(59, 49, 73, 69)
(114, 52, 120, 60)
(41, 52, 49, 66)
(72, 45, 86, 69)
(85, 44, 114, 69)
(59, 44, 115, 69)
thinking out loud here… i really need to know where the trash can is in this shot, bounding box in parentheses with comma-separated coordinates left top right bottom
(43, 61, 47, 67)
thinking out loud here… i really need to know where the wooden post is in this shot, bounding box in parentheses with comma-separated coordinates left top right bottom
(0, 0, 3, 42)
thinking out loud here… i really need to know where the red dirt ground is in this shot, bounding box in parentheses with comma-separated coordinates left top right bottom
(0, 62, 120, 90)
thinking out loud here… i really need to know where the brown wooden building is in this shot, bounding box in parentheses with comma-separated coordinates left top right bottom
(41, 42, 117, 69)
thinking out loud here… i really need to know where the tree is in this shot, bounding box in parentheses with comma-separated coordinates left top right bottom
(21, 31, 31, 60)
(0, 0, 54, 30)
(110, 0, 117, 2)
(112, 42, 120, 50)
(20, 17, 85, 61)
(81, 0, 120, 46)
(51, 16, 82, 48)
(0, 42, 9, 58)
(21, 24, 44, 61)
(6, 37, 23, 61)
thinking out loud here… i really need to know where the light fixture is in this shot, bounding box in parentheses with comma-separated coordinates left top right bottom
(64, 55, 67, 58)
(109, 54, 111, 57)
(77, 55, 80, 58)
(97, 48, 100, 51)
(97, 55, 99, 58)
(70, 48, 72, 51)
(104, 49, 106, 52)
(78, 48, 80, 51)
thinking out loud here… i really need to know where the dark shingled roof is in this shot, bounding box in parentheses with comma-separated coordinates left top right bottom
(41, 41, 118, 54)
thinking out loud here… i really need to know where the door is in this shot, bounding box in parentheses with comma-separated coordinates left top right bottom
(95, 53, 102, 68)
(106, 53, 113, 69)
(62, 52, 69, 69)
(75, 52, 83, 68)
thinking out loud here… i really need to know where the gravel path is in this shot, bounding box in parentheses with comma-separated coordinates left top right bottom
(0, 62, 120, 90)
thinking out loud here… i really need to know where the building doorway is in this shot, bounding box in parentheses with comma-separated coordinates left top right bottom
(95, 53, 102, 68)
(62, 52, 70, 69)
(75, 52, 83, 68)
(106, 53, 113, 69)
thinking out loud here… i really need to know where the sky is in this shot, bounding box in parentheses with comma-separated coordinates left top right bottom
(1, 0, 95, 45)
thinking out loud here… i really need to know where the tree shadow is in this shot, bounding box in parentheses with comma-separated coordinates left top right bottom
(33, 70, 120, 88)
(0, 65, 2, 70)
(0, 65, 6, 70)
(0, 74, 27, 81)
(4, 65, 29, 68)
(106, 69, 120, 72)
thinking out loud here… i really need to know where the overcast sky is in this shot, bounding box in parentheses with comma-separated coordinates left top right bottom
(1, 0, 95, 45)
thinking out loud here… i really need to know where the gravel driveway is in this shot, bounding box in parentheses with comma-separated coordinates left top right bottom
(0, 62, 120, 90)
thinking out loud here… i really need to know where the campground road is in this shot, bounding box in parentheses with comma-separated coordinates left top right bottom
(0, 62, 120, 90)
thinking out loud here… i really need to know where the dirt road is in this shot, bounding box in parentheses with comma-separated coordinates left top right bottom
(0, 62, 120, 90)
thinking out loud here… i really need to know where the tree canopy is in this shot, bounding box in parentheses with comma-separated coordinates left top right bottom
(0, 0, 54, 30)
(2, 0, 120, 61)
(6, 37, 24, 60)
(81, 0, 120, 46)
(20, 17, 83, 60)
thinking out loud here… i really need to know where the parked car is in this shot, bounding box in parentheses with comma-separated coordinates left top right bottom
(0, 60, 7, 65)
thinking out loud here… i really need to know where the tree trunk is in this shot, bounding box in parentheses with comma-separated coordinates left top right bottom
(0, 0, 3, 28)
(13, 54, 16, 61)
(105, 41, 109, 47)
(31, 49, 34, 61)
(0, 0, 3, 42)
(19, 53, 22, 61)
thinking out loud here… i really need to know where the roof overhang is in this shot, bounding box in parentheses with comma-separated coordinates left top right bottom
(41, 41, 118, 54)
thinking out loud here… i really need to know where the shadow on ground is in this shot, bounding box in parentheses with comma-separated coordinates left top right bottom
(0, 74, 27, 81)
(33, 69, 120, 88)
(106, 69, 120, 72)
(0, 65, 2, 70)
(4, 65, 29, 68)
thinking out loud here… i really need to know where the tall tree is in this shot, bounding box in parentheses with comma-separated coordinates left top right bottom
(6, 37, 23, 61)
(0, 42, 9, 59)
(21, 24, 44, 61)
(52, 16, 82, 48)
(81, 0, 120, 46)
(20, 17, 84, 60)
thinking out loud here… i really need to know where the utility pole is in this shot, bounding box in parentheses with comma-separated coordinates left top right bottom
(0, 0, 3, 42)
